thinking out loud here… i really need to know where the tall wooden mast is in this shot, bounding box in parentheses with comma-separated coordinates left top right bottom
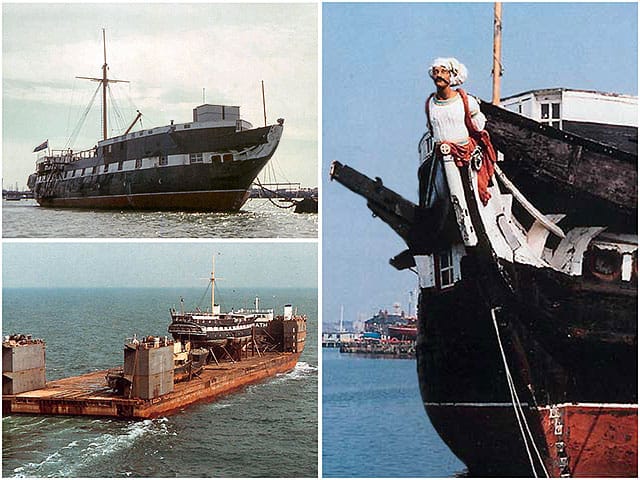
(76, 29, 129, 140)
(492, 3, 503, 105)
(211, 256, 216, 313)
(101, 29, 108, 140)
(261, 80, 267, 127)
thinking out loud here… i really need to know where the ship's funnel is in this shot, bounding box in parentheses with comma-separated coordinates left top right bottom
(213, 304, 221, 315)
(284, 304, 293, 320)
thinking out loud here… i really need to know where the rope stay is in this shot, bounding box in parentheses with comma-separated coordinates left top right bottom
(256, 147, 293, 197)
(491, 307, 550, 478)
(193, 278, 228, 312)
(65, 82, 102, 150)
(107, 84, 128, 134)
(64, 72, 141, 150)
(65, 78, 78, 143)
(196, 280, 212, 311)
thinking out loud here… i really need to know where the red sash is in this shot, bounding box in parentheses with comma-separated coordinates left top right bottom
(424, 89, 497, 205)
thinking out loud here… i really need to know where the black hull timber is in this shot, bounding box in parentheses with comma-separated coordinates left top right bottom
(481, 101, 637, 231)
(417, 253, 637, 476)
(36, 157, 269, 211)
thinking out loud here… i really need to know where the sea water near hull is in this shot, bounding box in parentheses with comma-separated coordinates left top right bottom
(322, 348, 466, 477)
(2, 198, 317, 238)
(4, 366, 317, 478)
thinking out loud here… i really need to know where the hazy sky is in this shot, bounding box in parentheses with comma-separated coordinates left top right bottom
(323, 2, 638, 327)
(2, 3, 318, 189)
(3, 242, 317, 289)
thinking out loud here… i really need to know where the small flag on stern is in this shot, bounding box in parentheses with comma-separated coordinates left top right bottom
(33, 140, 48, 152)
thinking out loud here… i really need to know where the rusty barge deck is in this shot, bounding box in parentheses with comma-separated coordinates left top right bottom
(3, 351, 300, 419)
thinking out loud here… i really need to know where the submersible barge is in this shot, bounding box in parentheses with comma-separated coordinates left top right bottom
(3, 350, 301, 419)
(3, 308, 306, 419)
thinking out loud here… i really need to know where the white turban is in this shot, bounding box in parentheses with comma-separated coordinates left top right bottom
(429, 57, 468, 87)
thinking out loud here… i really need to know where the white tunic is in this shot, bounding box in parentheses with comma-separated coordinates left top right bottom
(428, 92, 486, 145)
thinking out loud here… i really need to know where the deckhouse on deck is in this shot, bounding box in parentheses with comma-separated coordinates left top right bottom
(500, 88, 638, 153)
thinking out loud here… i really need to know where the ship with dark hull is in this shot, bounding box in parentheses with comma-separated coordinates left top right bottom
(4, 191, 22, 201)
(330, 95, 637, 476)
(168, 307, 257, 348)
(386, 323, 417, 341)
(27, 30, 284, 212)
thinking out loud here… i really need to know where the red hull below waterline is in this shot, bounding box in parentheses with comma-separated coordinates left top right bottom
(539, 403, 638, 477)
(36, 190, 250, 212)
(424, 402, 638, 477)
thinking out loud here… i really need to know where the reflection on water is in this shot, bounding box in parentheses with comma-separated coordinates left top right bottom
(2, 199, 317, 238)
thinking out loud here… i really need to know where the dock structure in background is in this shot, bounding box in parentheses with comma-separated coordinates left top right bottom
(339, 339, 416, 359)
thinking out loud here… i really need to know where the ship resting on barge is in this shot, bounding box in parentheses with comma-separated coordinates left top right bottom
(330, 91, 637, 477)
(167, 258, 282, 352)
(27, 30, 284, 212)
(3, 302, 307, 419)
(166, 257, 305, 360)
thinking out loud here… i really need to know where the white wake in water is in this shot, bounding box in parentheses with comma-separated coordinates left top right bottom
(267, 361, 318, 386)
(12, 418, 173, 478)
(289, 361, 318, 378)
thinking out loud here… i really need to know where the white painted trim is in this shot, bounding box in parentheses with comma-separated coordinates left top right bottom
(550, 226, 607, 275)
(621, 253, 634, 282)
(425, 402, 638, 409)
(204, 325, 253, 332)
(54, 151, 257, 179)
(425, 402, 526, 407)
(58, 189, 247, 201)
(414, 254, 435, 289)
(539, 403, 638, 410)
(442, 154, 477, 246)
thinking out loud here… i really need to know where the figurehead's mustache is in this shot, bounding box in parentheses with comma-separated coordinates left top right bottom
(435, 77, 449, 84)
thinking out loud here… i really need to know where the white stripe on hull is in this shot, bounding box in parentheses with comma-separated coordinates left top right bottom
(425, 402, 528, 407)
(58, 189, 246, 201)
(425, 402, 637, 409)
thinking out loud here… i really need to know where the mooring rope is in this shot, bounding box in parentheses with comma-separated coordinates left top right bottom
(253, 178, 296, 209)
(491, 307, 550, 478)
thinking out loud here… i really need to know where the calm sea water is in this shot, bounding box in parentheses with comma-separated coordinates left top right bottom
(2, 199, 317, 238)
(322, 348, 467, 477)
(2, 287, 318, 478)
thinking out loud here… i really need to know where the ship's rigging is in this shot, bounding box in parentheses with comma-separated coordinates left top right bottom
(64, 29, 141, 151)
